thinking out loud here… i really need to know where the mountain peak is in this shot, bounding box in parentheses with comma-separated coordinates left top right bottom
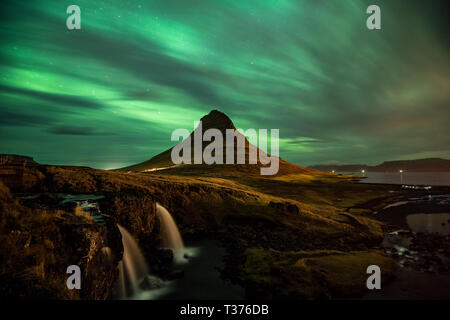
(200, 109, 236, 132)
(120, 109, 317, 176)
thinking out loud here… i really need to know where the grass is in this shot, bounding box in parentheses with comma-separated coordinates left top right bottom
(241, 248, 396, 299)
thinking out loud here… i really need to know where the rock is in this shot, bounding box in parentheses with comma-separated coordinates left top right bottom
(269, 201, 300, 215)
(146, 248, 174, 276)
(286, 203, 300, 215)
(269, 201, 284, 211)
(430, 255, 443, 265)
(166, 269, 184, 280)
(139, 275, 165, 290)
(157, 248, 174, 264)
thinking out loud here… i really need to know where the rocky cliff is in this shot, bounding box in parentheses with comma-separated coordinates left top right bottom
(0, 181, 121, 299)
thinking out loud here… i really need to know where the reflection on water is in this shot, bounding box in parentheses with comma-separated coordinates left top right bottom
(338, 171, 450, 186)
(156, 240, 245, 300)
(383, 201, 410, 209)
(406, 213, 450, 235)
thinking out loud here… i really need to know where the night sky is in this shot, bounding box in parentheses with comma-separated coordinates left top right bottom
(0, 0, 449, 169)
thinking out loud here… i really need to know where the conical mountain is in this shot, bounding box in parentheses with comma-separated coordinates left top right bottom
(119, 110, 318, 176)
(199, 109, 236, 133)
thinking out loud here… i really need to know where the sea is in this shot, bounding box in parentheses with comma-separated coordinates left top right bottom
(337, 171, 450, 186)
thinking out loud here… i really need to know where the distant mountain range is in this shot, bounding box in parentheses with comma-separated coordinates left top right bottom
(309, 158, 450, 172)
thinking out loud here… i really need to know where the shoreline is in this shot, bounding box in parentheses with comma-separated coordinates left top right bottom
(355, 185, 450, 299)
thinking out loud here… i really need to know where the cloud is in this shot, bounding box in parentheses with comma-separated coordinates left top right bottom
(0, 109, 53, 126)
(45, 126, 116, 136)
(0, 0, 448, 168)
(0, 85, 105, 110)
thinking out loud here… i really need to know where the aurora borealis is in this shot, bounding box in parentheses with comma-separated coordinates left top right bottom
(0, 0, 449, 169)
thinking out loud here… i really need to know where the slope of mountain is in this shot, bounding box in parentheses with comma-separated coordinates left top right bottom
(120, 110, 321, 176)
(309, 158, 450, 172)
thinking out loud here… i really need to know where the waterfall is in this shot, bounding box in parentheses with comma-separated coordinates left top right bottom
(117, 260, 126, 298)
(117, 224, 149, 298)
(156, 203, 184, 251)
(101, 246, 112, 265)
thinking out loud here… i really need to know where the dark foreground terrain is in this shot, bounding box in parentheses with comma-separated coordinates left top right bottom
(1, 156, 449, 299)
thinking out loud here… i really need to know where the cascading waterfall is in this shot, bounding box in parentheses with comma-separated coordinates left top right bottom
(117, 260, 126, 298)
(101, 246, 112, 265)
(117, 224, 149, 298)
(114, 204, 186, 299)
(156, 203, 184, 251)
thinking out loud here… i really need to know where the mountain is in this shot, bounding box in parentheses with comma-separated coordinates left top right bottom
(374, 158, 450, 172)
(309, 164, 369, 173)
(309, 158, 450, 172)
(119, 110, 319, 176)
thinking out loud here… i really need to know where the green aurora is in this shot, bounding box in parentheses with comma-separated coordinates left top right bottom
(0, 0, 449, 169)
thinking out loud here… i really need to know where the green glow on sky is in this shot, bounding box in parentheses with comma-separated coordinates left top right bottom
(0, 0, 449, 168)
